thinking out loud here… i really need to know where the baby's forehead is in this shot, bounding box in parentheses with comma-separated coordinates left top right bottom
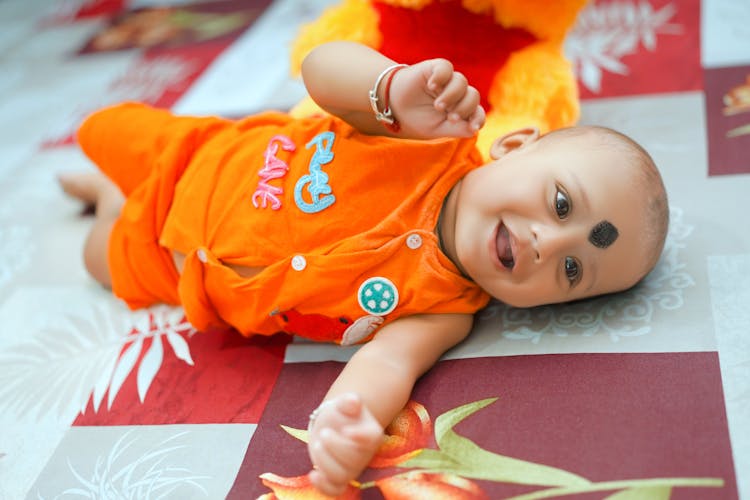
(547, 126, 638, 158)
(538, 128, 651, 188)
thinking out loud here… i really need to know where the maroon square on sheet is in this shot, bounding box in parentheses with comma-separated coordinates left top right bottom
(705, 64, 750, 176)
(229, 353, 737, 499)
(571, 0, 701, 100)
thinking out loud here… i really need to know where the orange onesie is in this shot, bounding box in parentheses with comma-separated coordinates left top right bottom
(78, 103, 491, 344)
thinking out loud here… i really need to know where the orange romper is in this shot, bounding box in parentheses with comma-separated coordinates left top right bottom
(78, 103, 491, 345)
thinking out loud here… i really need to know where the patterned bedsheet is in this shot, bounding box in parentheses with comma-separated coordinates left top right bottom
(0, 0, 747, 498)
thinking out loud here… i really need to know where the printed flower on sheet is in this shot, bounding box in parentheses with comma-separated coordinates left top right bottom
(723, 74, 750, 138)
(278, 400, 432, 469)
(376, 471, 487, 500)
(261, 396, 725, 499)
(369, 400, 432, 467)
(258, 472, 360, 499)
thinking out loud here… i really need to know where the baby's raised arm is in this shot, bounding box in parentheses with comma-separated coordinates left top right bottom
(301, 41, 485, 139)
(306, 313, 473, 495)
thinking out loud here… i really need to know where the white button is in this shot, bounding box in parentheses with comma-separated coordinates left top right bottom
(197, 248, 208, 263)
(291, 255, 307, 271)
(406, 233, 422, 249)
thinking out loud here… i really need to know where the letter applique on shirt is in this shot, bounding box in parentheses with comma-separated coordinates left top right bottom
(294, 131, 336, 214)
(252, 134, 296, 210)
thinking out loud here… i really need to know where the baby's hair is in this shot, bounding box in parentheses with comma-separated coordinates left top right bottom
(541, 125, 669, 283)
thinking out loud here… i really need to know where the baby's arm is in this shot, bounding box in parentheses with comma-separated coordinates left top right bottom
(301, 41, 485, 139)
(307, 313, 474, 496)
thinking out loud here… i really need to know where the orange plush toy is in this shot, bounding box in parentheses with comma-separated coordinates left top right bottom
(290, 0, 587, 157)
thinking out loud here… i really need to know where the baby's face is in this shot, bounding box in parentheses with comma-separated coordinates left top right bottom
(451, 132, 650, 308)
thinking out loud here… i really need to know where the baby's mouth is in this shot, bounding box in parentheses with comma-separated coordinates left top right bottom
(496, 223, 515, 269)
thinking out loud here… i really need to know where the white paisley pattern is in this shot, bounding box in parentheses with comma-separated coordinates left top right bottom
(478, 206, 693, 343)
(0, 225, 33, 291)
(38, 430, 209, 499)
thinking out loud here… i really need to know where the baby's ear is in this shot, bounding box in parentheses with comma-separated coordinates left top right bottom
(489, 127, 540, 159)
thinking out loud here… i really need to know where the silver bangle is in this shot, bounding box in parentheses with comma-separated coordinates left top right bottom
(368, 63, 407, 125)
(308, 400, 333, 432)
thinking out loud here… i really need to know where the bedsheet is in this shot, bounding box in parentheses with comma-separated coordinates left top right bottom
(0, 0, 747, 498)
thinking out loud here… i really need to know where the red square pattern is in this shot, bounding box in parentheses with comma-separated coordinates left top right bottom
(569, 0, 701, 100)
(74, 324, 290, 426)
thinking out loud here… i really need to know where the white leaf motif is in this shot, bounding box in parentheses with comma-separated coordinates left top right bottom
(137, 334, 164, 403)
(131, 311, 152, 338)
(0, 300, 199, 420)
(580, 61, 604, 93)
(108, 337, 143, 410)
(92, 355, 118, 413)
(90, 309, 132, 413)
(0, 304, 128, 420)
(166, 330, 194, 366)
(565, 1, 682, 94)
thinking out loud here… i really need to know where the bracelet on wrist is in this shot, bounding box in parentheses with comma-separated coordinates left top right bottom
(368, 63, 407, 132)
(308, 400, 333, 432)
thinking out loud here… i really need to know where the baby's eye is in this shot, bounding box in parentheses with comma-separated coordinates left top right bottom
(555, 188, 570, 219)
(564, 256, 581, 285)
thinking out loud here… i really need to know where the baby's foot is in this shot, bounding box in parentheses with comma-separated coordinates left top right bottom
(57, 171, 108, 204)
(58, 171, 124, 216)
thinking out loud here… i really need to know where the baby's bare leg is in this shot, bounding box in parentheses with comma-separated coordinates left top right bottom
(59, 171, 124, 288)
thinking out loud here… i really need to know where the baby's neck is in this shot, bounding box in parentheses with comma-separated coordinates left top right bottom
(436, 181, 469, 278)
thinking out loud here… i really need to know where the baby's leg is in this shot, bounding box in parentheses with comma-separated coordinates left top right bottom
(59, 171, 124, 288)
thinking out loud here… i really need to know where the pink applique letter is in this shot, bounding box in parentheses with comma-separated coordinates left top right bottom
(252, 134, 296, 210)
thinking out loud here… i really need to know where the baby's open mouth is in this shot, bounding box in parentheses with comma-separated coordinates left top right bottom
(496, 223, 514, 269)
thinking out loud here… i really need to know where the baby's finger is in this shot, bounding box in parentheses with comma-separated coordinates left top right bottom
(426, 59, 455, 99)
(435, 72, 470, 114)
(309, 469, 348, 497)
(309, 432, 351, 486)
(334, 392, 362, 419)
(468, 104, 486, 132)
(342, 420, 384, 446)
(435, 112, 483, 139)
(323, 427, 377, 469)
(447, 86, 481, 122)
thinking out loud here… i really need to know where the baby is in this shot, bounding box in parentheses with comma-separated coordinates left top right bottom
(60, 41, 668, 495)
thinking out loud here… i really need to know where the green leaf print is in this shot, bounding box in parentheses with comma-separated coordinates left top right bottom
(403, 397, 590, 488)
(605, 486, 672, 499)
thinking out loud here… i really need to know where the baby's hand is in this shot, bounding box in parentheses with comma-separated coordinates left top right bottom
(307, 393, 383, 496)
(388, 59, 485, 139)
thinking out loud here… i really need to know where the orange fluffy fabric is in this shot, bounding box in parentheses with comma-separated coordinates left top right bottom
(290, 0, 587, 157)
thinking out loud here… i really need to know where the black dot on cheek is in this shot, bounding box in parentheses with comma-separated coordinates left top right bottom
(589, 220, 619, 249)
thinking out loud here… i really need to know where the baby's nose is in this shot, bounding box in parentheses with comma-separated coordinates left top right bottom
(531, 224, 581, 262)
